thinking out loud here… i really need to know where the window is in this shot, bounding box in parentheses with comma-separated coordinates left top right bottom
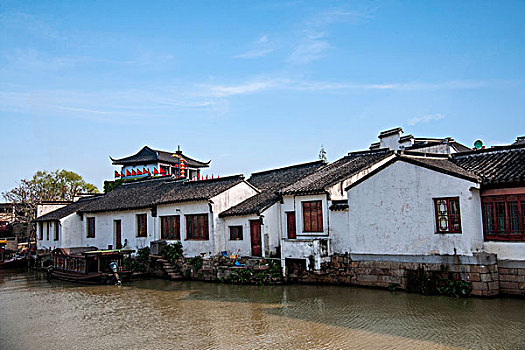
(39, 222, 43, 240)
(434, 197, 461, 233)
(136, 214, 147, 237)
(46, 222, 50, 240)
(186, 214, 209, 240)
(482, 195, 525, 241)
(302, 201, 323, 232)
(229, 226, 243, 240)
(87, 217, 95, 238)
(286, 212, 296, 239)
(161, 215, 180, 240)
(54, 222, 59, 241)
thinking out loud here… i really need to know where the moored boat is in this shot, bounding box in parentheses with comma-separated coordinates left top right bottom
(47, 247, 134, 284)
(0, 239, 25, 269)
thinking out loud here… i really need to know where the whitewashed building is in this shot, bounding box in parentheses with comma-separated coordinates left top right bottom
(66, 175, 256, 255)
(218, 161, 325, 258)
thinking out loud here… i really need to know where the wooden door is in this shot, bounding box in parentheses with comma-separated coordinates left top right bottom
(286, 212, 296, 239)
(250, 220, 262, 257)
(114, 220, 122, 249)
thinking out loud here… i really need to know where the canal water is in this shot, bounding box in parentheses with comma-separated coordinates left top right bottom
(0, 269, 523, 350)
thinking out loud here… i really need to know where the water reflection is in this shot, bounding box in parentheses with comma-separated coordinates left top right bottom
(0, 270, 523, 350)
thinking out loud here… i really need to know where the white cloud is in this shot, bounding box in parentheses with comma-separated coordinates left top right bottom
(234, 35, 276, 59)
(287, 31, 330, 64)
(0, 78, 491, 125)
(407, 113, 446, 126)
(208, 79, 289, 97)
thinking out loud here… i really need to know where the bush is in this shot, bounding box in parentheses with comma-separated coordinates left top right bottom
(161, 242, 183, 265)
(189, 256, 203, 271)
(131, 247, 151, 272)
(438, 279, 472, 297)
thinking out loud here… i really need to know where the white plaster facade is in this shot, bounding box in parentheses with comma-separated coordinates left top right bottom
(221, 202, 282, 258)
(345, 161, 483, 256)
(46, 181, 258, 256)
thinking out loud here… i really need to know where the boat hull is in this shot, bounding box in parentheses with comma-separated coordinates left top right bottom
(48, 268, 132, 285)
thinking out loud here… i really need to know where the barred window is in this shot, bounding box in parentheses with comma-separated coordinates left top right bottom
(482, 195, 525, 241)
(434, 198, 462, 233)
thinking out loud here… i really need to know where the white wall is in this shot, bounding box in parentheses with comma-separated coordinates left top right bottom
(221, 202, 282, 257)
(36, 203, 69, 218)
(326, 155, 395, 200)
(210, 182, 259, 254)
(36, 221, 57, 250)
(222, 215, 258, 256)
(83, 209, 154, 251)
(67, 181, 258, 257)
(483, 242, 525, 261)
(281, 194, 329, 237)
(328, 209, 350, 253)
(157, 201, 213, 257)
(346, 161, 483, 256)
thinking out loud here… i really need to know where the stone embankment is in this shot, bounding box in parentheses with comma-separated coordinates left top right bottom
(149, 254, 283, 285)
(287, 253, 524, 297)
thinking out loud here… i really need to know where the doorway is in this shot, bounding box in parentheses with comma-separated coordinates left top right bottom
(250, 220, 262, 257)
(114, 220, 122, 249)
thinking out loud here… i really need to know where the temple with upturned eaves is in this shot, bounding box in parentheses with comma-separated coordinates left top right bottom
(110, 146, 210, 180)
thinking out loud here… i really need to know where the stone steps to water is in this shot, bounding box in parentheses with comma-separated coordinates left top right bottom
(168, 272, 183, 280)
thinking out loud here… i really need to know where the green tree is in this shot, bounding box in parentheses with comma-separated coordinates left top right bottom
(2, 170, 99, 240)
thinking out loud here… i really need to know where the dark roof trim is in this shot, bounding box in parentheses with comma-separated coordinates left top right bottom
(399, 156, 480, 183)
(79, 175, 248, 214)
(250, 160, 326, 177)
(219, 210, 262, 218)
(379, 127, 403, 138)
(347, 148, 391, 156)
(401, 150, 450, 158)
(345, 156, 479, 192)
(451, 143, 525, 159)
(329, 200, 349, 211)
(398, 134, 414, 143)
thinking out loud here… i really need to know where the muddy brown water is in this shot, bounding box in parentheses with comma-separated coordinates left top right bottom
(0, 269, 523, 350)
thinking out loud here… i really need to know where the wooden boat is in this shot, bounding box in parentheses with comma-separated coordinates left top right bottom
(47, 247, 134, 284)
(0, 239, 25, 269)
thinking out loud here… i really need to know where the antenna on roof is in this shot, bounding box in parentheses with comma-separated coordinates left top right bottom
(319, 145, 327, 161)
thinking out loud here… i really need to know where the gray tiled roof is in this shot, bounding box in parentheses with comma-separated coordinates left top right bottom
(219, 161, 325, 217)
(34, 197, 99, 222)
(399, 154, 480, 182)
(281, 150, 395, 196)
(451, 144, 525, 186)
(344, 153, 481, 192)
(78, 175, 245, 213)
(111, 146, 210, 168)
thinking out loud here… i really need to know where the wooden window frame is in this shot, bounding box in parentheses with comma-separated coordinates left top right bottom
(136, 214, 147, 237)
(286, 211, 296, 239)
(433, 197, 462, 234)
(482, 195, 525, 242)
(229, 226, 243, 240)
(302, 200, 323, 233)
(54, 221, 59, 241)
(86, 217, 96, 238)
(185, 214, 209, 240)
(160, 215, 180, 240)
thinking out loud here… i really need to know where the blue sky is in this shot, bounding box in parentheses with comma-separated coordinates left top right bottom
(1, 0, 524, 193)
